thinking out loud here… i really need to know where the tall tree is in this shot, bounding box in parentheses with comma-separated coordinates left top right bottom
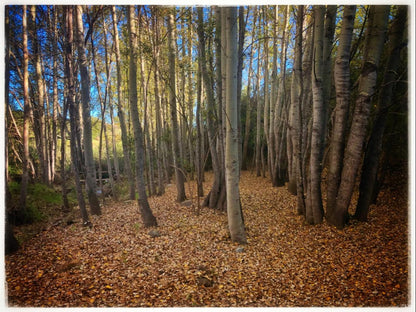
(290, 5, 306, 215)
(272, 5, 289, 187)
(354, 6, 407, 221)
(197, 7, 225, 210)
(307, 5, 326, 224)
(30, 5, 49, 184)
(66, 6, 90, 226)
(112, 5, 136, 200)
(224, 6, 247, 244)
(75, 5, 101, 215)
(128, 5, 158, 227)
(167, 8, 187, 202)
(330, 5, 390, 229)
(150, 8, 166, 196)
(326, 5, 357, 223)
(18, 5, 30, 220)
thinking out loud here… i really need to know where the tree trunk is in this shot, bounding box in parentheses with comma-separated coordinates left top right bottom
(237, 6, 246, 169)
(307, 5, 326, 224)
(66, 6, 90, 225)
(326, 5, 356, 222)
(331, 5, 390, 229)
(151, 10, 166, 196)
(262, 6, 270, 178)
(30, 5, 48, 184)
(75, 5, 101, 215)
(195, 50, 204, 197)
(128, 5, 158, 227)
(354, 6, 407, 221)
(255, 8, 262, 177)
(272, 5, 289, 187)
(51, 6, 58, 183)
(241, 11, 255, 170)
(18, 5, 30, 221)
(111, 5, 136, 200)
(167, 8, 187, 202)
(224, 6, 247, 244)
(290, 5, 306, 215)
(197, 7, 224, 210)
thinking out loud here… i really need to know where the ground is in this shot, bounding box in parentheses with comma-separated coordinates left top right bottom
(5, 171, 409, 307)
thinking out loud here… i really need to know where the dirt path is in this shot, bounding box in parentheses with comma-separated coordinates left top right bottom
(5, 171, 409, 307)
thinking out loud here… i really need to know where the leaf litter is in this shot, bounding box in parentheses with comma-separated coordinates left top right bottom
(6, 171, 409, 307)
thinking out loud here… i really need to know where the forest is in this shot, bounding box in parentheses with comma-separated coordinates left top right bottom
(4, 4, 410, 308)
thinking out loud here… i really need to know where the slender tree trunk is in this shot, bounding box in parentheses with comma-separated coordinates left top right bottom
(331, 5, 390, 229)
(354, 6, 407, 221)
(151, 11, 165, 196)
(291, 5, 306, 215)
(138, 21, 156, 197)
(195, 54, 204, 197)
(255, 8, 262, 177)
(167, 8, 187, 202)
(273, 5, 289, 187)
(30, 5, 48, 184)
(237, 6, 246, 169)
(75, 5, 101, 215)
(102, 21, 117, 200)
(51, 7, 58, 183)
(112, 5, 135, 200)
(262, 7, 271, 179)
(187, 10, 195, 181)
(18, 5, 30, 220)
(197, 7, 223, 210)
(307, 5, 326, 224)
(268, 6, 277, 182)
(241, 15, 255, 170)
(224, 6, 247, 244)
(66, 6, 90, 225)
(128, 5, 157, 227)
(326, 5, 356, 222)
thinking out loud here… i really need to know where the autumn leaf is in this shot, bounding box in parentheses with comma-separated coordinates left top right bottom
(5, 172, 409, 307)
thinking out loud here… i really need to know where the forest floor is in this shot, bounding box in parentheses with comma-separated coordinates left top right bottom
(5, 170, 410, 307)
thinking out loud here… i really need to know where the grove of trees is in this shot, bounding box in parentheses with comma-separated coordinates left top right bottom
(5, 5, 408, 253)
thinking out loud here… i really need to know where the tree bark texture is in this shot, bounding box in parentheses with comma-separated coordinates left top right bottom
(224, 7, 247, 244)
(75, 5, 101, 215)
(331, 5, 390, 229)
(326, 5, 356, 223)
(308, 5, 326, 224)
(128, 5, 158, 227)
(354, 6, 407, 221)
(290, 5, 306, 216)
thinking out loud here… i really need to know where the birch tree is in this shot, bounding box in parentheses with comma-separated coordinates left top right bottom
(326, 5, 356, 223)
(224, 6, 247, 244)
(330, 5, 390, 229)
